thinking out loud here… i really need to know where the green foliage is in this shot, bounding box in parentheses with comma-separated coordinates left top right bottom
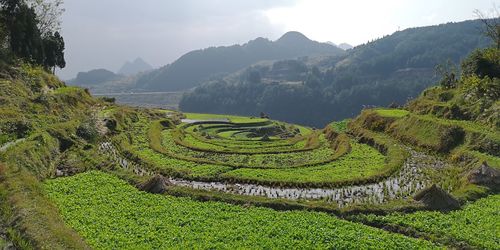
(461, 75, 500, 102)
(1, 0, 44, 65)
(42, 31, 65, 71)
(354, 194, 500, 249)
(76, 118, 99, 143)
(44, 171, 439, 249)
(0, 163, 88, 249)
(2, 132, 59, 177)
(328, 119, 350, 133)
(0, 17, 498, 249)
(0, 0, 66, 70)
(402, 44, 500, 170)
(461, 48, 500, 79)
(0, 60, 109, 249)
(434, 60, 458, 89)
(389, 115, 465, 153)
(374, 109, 409, 118)
(221, 142, 387, 187)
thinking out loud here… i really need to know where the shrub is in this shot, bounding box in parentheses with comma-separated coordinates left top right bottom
(99, 96, 115, 103)
(76, 119, 99, 143)
(461, 48, 500, 79)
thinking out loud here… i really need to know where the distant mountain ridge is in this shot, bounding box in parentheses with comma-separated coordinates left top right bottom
(135, 31, 344, 91)
(69, 69, 121, 86)
(118, 58, 153, 76)
(180, 19, 493, 127)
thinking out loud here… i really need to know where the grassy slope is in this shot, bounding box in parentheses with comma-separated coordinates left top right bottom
(0, 66, 99, 249)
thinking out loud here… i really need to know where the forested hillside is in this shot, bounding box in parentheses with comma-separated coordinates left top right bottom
(68, 68, 121, 86)
(134, 31, 344, 91)
(180, 19, 493, 127)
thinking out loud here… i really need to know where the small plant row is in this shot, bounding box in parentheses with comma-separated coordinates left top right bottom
(43, 171, 440, 249)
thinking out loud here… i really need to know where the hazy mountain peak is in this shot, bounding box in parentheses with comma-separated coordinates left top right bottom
(133, 57, 147, 64)
(337, 43, 354, 50)
(246, 37, 272, 46)
(276, 31, 312, 44)
(118, 57, 153, 76)
(326, 41, 337, 47)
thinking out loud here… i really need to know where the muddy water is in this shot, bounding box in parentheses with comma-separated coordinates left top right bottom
(99, 142, 153, 176)
(99, 141, 445, 207)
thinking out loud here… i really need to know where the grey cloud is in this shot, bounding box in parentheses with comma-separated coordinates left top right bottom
(58, 0, 297, 79)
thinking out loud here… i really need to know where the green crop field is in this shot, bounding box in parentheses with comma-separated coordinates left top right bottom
(44, 171, 439, 249)
(221, 142, 387, 186)
(354, 194, 500, 249)
(111, 110, 402, 188)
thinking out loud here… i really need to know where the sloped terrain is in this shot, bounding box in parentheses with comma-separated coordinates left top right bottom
(1, 46, 499, 249)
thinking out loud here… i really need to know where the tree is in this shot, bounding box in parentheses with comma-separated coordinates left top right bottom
(53, 31, 64, 69)
(26, 0, 64, 37)
(474, 8, 500, 49)
(42, 30, 65, 72)
(461, 48, 500, 78)
(0, 0, 65, 70)
(1, 0, 44, 64)
(435, 60, 458, 89)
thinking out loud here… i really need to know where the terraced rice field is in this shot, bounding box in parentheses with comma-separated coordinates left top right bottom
(98, 110, 445, 208)
(42, 109, 500, 249)
(121, 112, 395, 183)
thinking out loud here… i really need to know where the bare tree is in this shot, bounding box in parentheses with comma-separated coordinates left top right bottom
(474, 6, 500, 49)
(26, 0, 65, 37)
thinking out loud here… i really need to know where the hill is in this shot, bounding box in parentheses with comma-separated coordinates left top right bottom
(180, 19, 492, 127)
(134, 31, 344, 91)
(0, 4, 498, 248)
(118, 57, 153, 76)
(69, 68, 122, 86)
(0, 41, 498, 248)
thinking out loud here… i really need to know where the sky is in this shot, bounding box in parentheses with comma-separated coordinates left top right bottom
(57, 0, 499, 80)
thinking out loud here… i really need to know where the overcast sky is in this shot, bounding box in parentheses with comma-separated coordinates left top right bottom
(57, 0, 498, 80)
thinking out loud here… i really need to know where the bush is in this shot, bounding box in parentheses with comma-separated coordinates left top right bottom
(76, 119, 98, 143)
(435, 61, 458, 89)
(461, 48, 500, 79)
(0, 118, 32, 138)
(461, 75, 500, 101)
(99, 96, 115, 103)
